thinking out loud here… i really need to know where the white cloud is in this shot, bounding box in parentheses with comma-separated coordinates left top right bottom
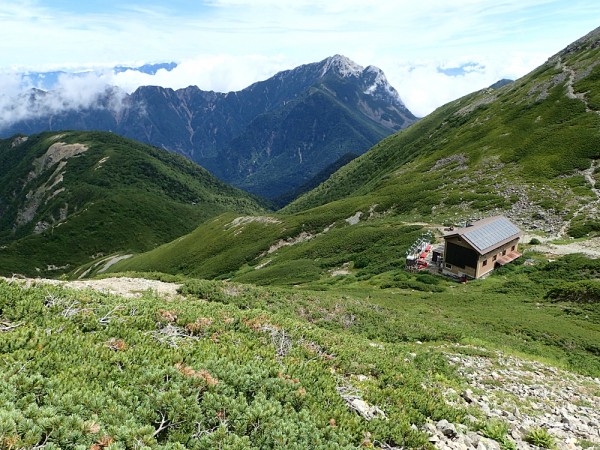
(0, 0, 598, 122)
(111, 55, 288, 94)
(0, 71, 126, 130)
(380, 51, 549, 116)
(0, 55, 289, 130)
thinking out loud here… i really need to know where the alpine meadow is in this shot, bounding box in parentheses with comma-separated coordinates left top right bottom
(0, 23, 599, 450)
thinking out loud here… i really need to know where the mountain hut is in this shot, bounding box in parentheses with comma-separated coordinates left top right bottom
(442, 216, 522, 280)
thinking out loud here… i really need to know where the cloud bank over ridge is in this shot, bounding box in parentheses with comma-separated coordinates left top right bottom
(0, 49, 548, 132)
(1, 0, 598, 125)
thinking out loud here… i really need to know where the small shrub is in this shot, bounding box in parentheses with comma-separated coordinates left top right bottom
(478, 418, 508, 440)
(529, 237, 542, 245)
(568, 220, 600, 238)
(415, 273, 441, 285)
(525, 427, 556, 449)
(545, 280, 600, 304)
(577, 439, 598, 449)
(178, 279, 227, 302)
(477, 419, 516, 450)
(353, 256, 370, 269)
(380, 279, 445, 292)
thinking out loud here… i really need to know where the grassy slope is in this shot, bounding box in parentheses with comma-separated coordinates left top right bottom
(109, 202, 426, 284)
(0, 132, 265, 276)
(1, 251, 598, 448)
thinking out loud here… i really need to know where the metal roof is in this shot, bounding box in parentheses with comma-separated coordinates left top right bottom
(446, 216, 521, 254)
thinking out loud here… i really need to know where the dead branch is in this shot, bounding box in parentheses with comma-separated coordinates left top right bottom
(147, 324, 199, 348)
(44, 291, 62, 307)
(152, 411, 170, 437)
(0, 320, 23, 332)
(61, 300, 90, 318)
(269, 327, 292, 357)
(152, 411, 184, 438)
(98, 305, 125, 326)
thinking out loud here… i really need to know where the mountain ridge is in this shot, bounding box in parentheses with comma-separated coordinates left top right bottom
(1, 56, 417, 202)
(0, 131, 265, 276)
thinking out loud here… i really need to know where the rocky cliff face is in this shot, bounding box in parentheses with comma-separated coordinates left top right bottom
(1, 56, 417, 202)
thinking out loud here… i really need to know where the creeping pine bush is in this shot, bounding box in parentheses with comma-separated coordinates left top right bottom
(568, 219, 600, 238)
(178, 279, 227, 302)
(545, 280, 600, 304)
(1, 279, 474, 449)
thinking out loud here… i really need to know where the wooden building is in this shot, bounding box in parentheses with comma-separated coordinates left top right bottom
(442, 216, 522, 279)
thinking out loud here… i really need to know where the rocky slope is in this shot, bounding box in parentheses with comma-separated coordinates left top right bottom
(429, 346, 600, 450)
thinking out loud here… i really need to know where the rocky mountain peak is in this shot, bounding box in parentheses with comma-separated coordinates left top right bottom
(1, 55, 417, 202)
(361, 64, 407, 109)
(315, 55, 408, 109)
(320, 54, 363, 78)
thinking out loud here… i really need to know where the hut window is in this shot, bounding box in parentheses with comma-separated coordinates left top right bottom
(482, 259, 488, 266)
(492, 255, 497, 262)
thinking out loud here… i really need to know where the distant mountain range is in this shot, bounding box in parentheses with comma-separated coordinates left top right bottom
(19, 62, 178, 91)
(2, 56, 417, 203)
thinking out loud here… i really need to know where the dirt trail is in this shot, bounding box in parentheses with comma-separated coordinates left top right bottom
(2, 276, 182, 299)
(561, 57, 600, 116)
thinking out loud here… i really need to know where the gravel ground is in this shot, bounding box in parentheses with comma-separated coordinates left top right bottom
(1, 276, 182, 298)
(521, 233, 600, 258)
(426, 345, 600, 450)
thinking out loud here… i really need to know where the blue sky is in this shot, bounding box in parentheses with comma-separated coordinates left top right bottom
(1, 0, 599, 116)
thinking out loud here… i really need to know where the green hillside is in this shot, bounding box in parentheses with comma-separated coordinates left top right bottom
(106, 209, 424, 284)
(108, 28, 600, 286)
(2, 27, 600, 450)
(0, 132, 265, 276)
